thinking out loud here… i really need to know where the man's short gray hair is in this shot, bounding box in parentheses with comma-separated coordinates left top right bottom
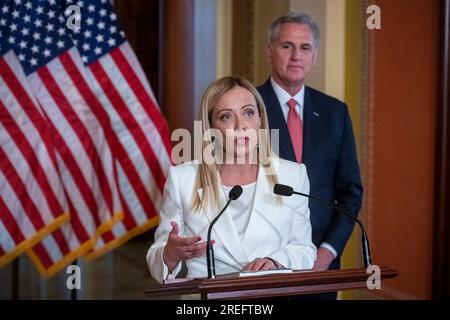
(268, 12, 320, 49)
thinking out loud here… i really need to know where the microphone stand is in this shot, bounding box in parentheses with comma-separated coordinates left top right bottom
(206, 199, 233, 279)
(294, 190, 372, 268)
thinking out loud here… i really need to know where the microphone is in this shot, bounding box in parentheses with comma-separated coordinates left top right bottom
(206, 185, 243, 278)
(273, 183, 372, 268)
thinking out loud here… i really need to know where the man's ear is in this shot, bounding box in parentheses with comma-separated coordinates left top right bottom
(312, 48, 319, 66)
(266, 45, 273, 65)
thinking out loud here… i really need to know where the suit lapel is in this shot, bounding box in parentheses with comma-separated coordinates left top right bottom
(197, 184, 248, 267)
(302, 86, 320, 165)
(260, 80, 296, 162)
(241, 165, 275, 258)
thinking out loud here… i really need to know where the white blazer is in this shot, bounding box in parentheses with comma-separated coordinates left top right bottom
(146, 158, 316, 283)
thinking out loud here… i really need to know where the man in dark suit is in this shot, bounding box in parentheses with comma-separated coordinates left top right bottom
(257, 12, 363, 282)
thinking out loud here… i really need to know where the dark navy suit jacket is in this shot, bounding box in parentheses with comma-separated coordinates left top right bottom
(258, 79, 363, 266)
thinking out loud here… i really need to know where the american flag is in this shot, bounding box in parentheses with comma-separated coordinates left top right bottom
(0, 9, 69, 268)
(0, 0, 172, 276)
(63, 0, 172, 261)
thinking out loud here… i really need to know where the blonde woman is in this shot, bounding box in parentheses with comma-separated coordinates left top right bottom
(147, 76, 316, 283)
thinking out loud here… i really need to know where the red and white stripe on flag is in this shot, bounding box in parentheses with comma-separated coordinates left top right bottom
(0, 51, 69, 268)
(83, 42, 172, 259)
(24, 48, 126, 277)
(28, 41, 173, 271)
(0, 0, 173, 276)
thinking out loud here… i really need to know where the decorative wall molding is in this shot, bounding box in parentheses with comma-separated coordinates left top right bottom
(232, 0, 256, 82)
(360, 0, 374, 244)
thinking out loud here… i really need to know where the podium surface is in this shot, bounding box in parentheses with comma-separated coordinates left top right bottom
(144, 267, 398, 300)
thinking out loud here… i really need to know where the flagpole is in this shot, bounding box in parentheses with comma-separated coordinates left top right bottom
(12, 257, 19, 300)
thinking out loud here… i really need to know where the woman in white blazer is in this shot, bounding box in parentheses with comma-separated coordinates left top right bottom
(147, 76, 316, 283)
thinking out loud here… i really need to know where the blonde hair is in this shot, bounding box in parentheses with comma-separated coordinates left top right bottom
(192, 76, 279, 211)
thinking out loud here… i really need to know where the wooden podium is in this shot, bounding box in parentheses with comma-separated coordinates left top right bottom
(144, 267, 398, 300)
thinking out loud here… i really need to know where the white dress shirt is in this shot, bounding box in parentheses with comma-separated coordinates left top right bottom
(270, 77, 338, 259)
(270, 77, 305, 121)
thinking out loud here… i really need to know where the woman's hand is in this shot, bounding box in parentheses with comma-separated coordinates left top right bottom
(242, 257, 280, 272)
(163, 221, 213, 273)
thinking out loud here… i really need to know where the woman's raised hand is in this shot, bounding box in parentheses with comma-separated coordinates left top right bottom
(163, 221, 213, 273)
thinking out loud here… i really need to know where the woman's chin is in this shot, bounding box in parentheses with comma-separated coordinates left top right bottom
(223, 152, 259, 165)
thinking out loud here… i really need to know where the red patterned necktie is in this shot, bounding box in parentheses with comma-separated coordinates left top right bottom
(287, 98, 303, 163)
